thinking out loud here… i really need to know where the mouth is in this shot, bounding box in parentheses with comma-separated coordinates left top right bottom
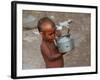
(48, 39, 54, 42)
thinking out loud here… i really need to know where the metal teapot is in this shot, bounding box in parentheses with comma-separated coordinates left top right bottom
(55, 20, 74, 53)
(56, 34, 73, 53)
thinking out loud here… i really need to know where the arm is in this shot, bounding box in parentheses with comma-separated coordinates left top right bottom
(41, 43, 62, 61)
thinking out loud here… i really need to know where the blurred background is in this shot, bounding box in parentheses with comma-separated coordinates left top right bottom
(22, 10, 91, 69)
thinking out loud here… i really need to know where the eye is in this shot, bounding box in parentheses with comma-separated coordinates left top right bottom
(49, 33, 53, 35)
(49, 30, 55, 35)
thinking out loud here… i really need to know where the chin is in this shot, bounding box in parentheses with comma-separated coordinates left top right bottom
(48, 39, 54, 42)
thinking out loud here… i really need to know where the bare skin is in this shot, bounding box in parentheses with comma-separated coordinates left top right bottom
(40, 22, 65, 68)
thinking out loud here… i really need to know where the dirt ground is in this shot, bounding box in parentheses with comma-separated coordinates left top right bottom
(22, 10, 91, 69)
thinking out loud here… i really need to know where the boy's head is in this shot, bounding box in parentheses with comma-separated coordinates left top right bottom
(37, 17, 56, 42)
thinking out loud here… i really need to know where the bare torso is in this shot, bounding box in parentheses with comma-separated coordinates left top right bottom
(41, 41, 64, 68)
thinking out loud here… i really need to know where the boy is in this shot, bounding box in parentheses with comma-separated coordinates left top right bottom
(37, 17, 65, 68)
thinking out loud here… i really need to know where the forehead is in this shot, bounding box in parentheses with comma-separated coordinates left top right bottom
(41, 22, 55, 32)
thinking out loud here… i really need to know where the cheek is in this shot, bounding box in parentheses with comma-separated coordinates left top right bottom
(50, 34, 55, 39)
(45, 34, 50, 39)
(45, 35, 51, 39)
(45, 33, 56, 40)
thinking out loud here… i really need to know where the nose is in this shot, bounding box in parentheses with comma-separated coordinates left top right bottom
(52, 34, 56, 39)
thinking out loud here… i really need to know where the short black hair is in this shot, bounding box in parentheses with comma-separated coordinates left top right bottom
(37, 17, 56, 32)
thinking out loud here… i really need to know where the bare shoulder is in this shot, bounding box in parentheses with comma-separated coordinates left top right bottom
(40, 42, 49, 53)
(40, 42, 46, 49)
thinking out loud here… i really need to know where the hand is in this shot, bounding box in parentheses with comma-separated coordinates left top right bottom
(61, 52, 66, 55)
(55, 30, 62, 37)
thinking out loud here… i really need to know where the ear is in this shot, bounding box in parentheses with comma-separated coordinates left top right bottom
(40, 32, 45, 39)
(40, 32, 43, 36)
